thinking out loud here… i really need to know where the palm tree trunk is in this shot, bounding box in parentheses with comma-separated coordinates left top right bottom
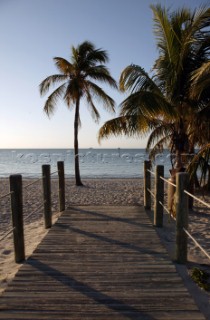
(168, 127, 189, 210)
(74, 98, 83, 186)
(174, 149, 183, 170)
(173, 119, 187, 172)
(188, 146, 195, 209)
(207, 166, 210, 192)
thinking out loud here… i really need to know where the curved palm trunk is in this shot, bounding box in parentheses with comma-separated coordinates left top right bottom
(173, 118, 187, 171)
(74, 98, 83, 186)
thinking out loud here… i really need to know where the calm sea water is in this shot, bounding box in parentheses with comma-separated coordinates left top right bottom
(0, 149, 172, 178)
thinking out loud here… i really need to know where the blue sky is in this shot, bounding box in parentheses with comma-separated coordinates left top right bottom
(0, 0, 206, 149)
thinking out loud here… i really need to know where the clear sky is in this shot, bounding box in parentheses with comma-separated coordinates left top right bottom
(0, 0, 206, 149)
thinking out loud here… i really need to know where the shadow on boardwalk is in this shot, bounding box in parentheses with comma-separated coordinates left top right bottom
(0, 206, 205, 319)
(26, 257, 153, 320)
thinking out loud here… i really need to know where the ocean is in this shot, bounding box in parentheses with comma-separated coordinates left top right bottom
(0, 149, 172, 179)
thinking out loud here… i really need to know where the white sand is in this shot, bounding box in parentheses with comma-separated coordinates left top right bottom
(0, 178, 210, 318)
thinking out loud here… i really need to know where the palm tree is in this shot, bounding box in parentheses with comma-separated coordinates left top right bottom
(187, 60, 210, 189)
(40, 41, 117, 186)
(99, 5, 210, 176)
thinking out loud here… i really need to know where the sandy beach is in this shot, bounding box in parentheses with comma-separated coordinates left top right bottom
(0, 178, 210, 318)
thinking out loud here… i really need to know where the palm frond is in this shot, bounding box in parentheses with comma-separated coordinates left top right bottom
(86, 48, 108, 65)
(119, 64, 177, 119)
(191, 6, 210, 36)
(74, 41, 108, 70)
(120, 90, 176, 119)
(146, 122, 174, 151)
(43, 83, 66, 116)
(151, 5, 210, 102)
(86, 65, 118, 89)
(84, 89, 100, 123)
(53, 57, 74, 75)
(77, 41, 95, 59)
(148, 135, 171, 162)
(187, 143, 210, 185)
(191, 61, 210, 98)
(86, 81, 115, 113)
(150, 4, 175, 62)
(39, 74, 68, 96)
(98, 114, 155, 143)
(120, 64, 160, 94)
(64, 79, 81, 107)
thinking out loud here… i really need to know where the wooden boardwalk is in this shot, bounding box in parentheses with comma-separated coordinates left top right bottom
(0, 206, 205, 319)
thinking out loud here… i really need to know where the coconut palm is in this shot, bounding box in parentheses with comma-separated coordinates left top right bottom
(187, 62, 210, 189)
(40, 41, 117, 186)
(99, 5, 210, 175)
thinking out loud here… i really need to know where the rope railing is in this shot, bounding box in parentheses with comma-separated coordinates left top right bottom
(182, 189, 210, 263)
(0, 188, 14, 243)
(0, 161, 66, 263)
(159, 176, 176, 220)
(144, 160, 210, 264)
(184, 190, 210, 209)
(23, 176, 43, 223)
(158, 200, 176, 220)
(0, 227, 15, 242)
(50, 170, 58, 176)
(147, 169, 155, 176)
(146, 170, 155, 198)
(23, 203, 44, 223)
(144, 163, 164, 227)
(23, 177, 42, 189)
(0, 190, 13, 200)
(147, 188, 155, 198)
(0, 224, 13, 242)
(183, 228, 210, 262)
(23, 177, 42, 213)
(160, 176, 176, 187)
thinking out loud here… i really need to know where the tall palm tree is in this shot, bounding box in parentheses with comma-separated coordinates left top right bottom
(99, 5, 210, 175)
(187, 59, 210, 188)
(40, 41, 117, 186)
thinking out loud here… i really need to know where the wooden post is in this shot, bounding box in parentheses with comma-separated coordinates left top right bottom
(10, 174, 25, 263)
(57, 161, 65, 212)
(42, 165, 52, 228)
(175, 172, 189, 264)
(144, 161, 151, 209)
(154, 165, 164, 227)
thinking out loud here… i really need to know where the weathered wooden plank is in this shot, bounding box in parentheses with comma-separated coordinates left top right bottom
(0, 311, 205, 320)
(0, 206, 205, 320)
